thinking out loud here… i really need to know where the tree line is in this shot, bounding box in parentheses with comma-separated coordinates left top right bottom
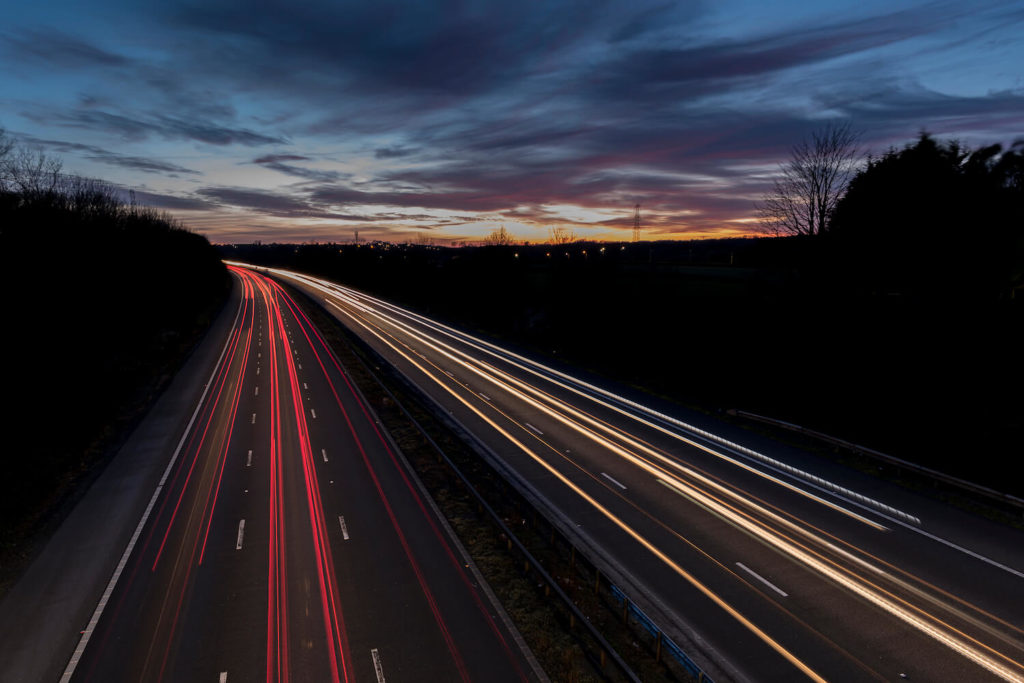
(761, 127, 1024, 301)
(1, 128, 229, 579)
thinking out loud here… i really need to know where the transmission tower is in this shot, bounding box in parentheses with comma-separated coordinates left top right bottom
(632, 204, 641, 242)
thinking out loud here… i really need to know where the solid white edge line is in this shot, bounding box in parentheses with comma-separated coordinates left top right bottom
(371, 648, 386, 683)
(601, 472, 628, 490)
(59, 284, 244, 683)
(235, 520, 246, 550)
(736, 562, 789, 597)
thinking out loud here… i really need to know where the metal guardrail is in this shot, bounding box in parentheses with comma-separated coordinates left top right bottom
(369, 355, 723, 681)
(730, 410, 1024, 513)
(609, 585, 715, 682)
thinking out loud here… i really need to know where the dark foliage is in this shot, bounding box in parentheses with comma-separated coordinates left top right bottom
(0, 170, 229, 554)
(829, 133, 1024, 300)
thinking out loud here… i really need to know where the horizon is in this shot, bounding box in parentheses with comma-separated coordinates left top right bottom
(2, 0, 1022, 244)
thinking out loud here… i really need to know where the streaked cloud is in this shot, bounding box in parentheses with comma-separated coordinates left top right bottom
(1, 0, 1021, 242)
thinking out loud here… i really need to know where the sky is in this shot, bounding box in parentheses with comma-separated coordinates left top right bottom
(1, 0, 1023, 244)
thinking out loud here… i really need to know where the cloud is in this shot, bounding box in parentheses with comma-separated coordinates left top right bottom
(375, 146, 417, 159)
(15, 135, 202, 176)
(198, 187, 314, 213)
(0, 29, 130, 68)
(5, 0, 1024, 242)
(251, 154, 347, 182)
(197, 185, 363, 220)
(253, 154, 310, 164)
(90, 153, 200, 176)
(154, 115, 285, 146)
(170, 0, 620, 95)
(815, 81, 1024, 145)
(124, 189, 216, 211)
(31, 109, 284, 146)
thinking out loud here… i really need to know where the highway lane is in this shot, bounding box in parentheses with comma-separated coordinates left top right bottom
(260, 263, 1024, 683)
(65, 267, 539, 683)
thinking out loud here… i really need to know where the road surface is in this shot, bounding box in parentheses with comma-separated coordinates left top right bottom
(262, 263, 1024, 683)
(54, 267, 541, 683)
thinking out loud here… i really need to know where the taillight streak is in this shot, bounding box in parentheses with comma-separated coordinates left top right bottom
(274, 281, 497, 682)
(250, 272, 289, 683)
(256, 273, 350, 683)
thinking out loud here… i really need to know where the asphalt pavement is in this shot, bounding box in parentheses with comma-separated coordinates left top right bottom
(266, 263, 1024, 683)
(0, 267, 543, 683)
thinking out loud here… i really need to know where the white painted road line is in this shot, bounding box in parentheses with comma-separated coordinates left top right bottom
(601, 472, 627, 490)
(246, 450, 253, 467)
(251, 413, 256, 424)
(321, 448, 328, 463)
(310, 408, 317, 419)
(256, 366, 260, 375)
(236, 520, 246, 550)
(219, 672, 227, 683)
(736, 562, 788, 597)
(254, 385, 259, 396)
(525, 422, 543, 436)
(303, 382, 308, 390)
(58, 294, 244, 683)
(444, 370, 454, 378)
(371, 648, 386, 683)
(479, 393, 491, 401)
(298, 363, 302, 369)
(338, 516, 350, 540)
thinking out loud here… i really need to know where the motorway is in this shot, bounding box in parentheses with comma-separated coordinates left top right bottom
(61, 267, 539, 683)
(260, 264, 1024, 683)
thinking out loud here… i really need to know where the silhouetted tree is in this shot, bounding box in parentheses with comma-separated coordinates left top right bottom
(548, 226, 577, 244)
(830, 133, 1024, 298)
(0, 141, 63, 197)
(482, 225, 515, 245)
(994, 139, 1024, 194)
(0, 128, 13, 164)
(759, 123, 860, 236)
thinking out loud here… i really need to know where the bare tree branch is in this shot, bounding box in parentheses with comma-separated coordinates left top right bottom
(482, 224, 515, 245)
(548, 226, 577, 244)
(0, 142, 63, 197)
(758, 123, 860, 236)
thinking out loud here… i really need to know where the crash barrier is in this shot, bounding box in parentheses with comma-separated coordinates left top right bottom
(609, 585, 714, 682)
(731, 410, 1024, 518)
